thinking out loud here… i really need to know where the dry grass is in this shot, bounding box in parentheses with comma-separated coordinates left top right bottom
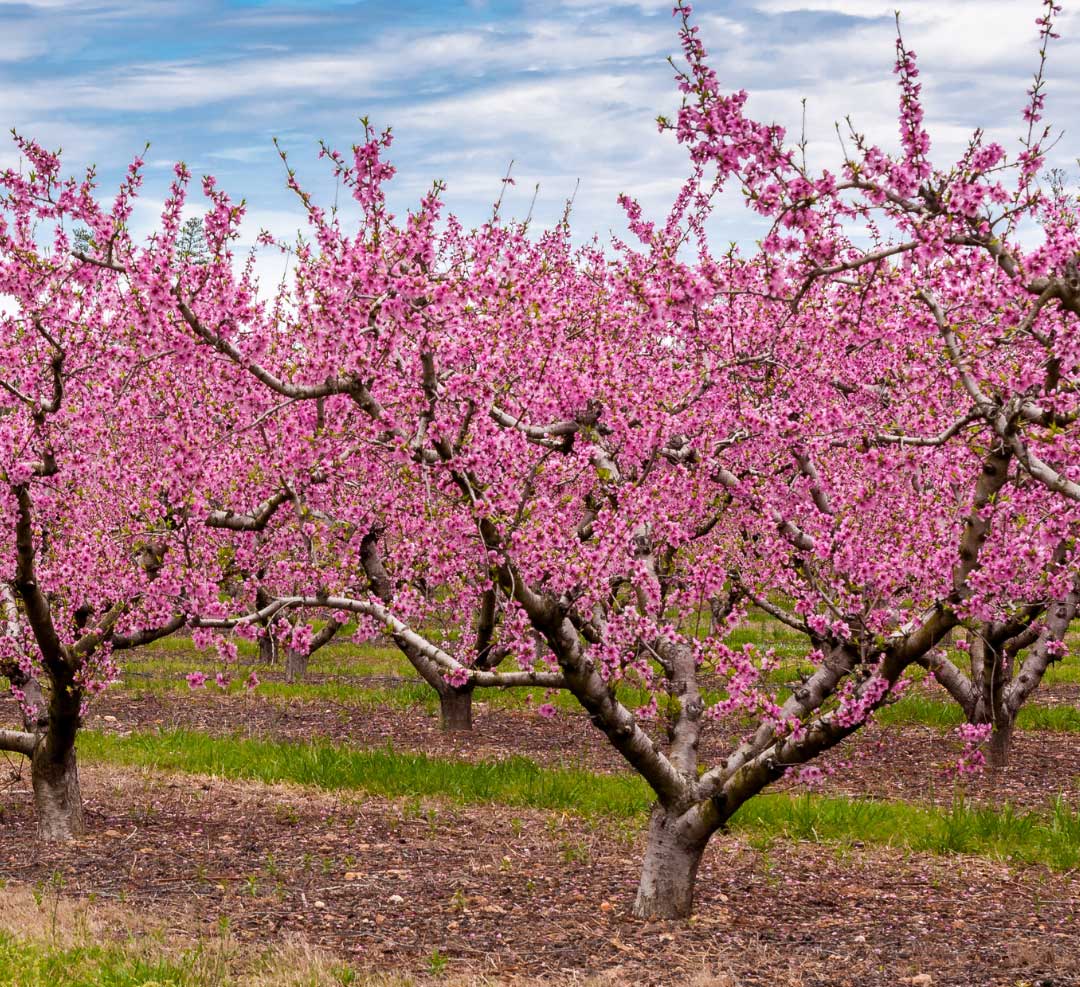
(0, 885, 346, 985)
(0, 884, 748, 986)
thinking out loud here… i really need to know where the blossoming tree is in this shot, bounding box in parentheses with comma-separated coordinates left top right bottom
(4, 3, 1075, 924)
(666, 0, 1080, 766)
(0, 143, 310, 837)
(113, 121, 1073, 923)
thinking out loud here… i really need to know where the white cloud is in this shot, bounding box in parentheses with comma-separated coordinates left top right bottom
(2, 0, 1078, 251)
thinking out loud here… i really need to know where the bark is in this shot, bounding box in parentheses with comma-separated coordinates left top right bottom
(513, 591, 688, 806)
(284, 647, 308, 683)
(359, 530, 474, 728)
(660, 640, 704, 777)
(988, 716, 1015, 770)
(2, 662, 48, 732)
(438, 684, 474, 731)
(29, 636, 86, 841)
(31, 736, 84, 841)
(259, 633, 279, 665)
(9, 481, 86, 840)
(1004, 573, 1080, 723)
(0, 729, 37, 756)
(632, 806, 710, 920)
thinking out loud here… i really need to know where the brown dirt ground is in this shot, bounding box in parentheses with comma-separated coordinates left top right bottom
(3, 664, 1080, 985)
(0, 764, 1077, 987)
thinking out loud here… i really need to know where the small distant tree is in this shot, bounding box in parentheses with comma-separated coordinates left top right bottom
(177, 216, 208, 264)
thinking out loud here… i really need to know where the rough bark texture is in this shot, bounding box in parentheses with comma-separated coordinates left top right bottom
(632, 806, 708, 920)
(31, 740, 84, 841)
(438, 685, 474, 732)
(2, 666, 48, 732)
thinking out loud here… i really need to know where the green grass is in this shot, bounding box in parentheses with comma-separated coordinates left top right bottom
(80, 729, 653, 818)
(120, 673, 593, 716)
(80, 729, 1080, 871)
(123, 676, 444, 712)
(1041, 661, 1080, 686)
(1015, 704, 1080, 731)
(878, 692, 1080, 732)
(120, 613, 1080, 735)
(128, 638, 409, 680)
(877, 693, 967, 729)
(121, 657, 1080, 735)
(120, 658, 637, 716)
(735, 792, 1080, 870)
(0, 927, 378, 986)
(0, 932, 197, 987)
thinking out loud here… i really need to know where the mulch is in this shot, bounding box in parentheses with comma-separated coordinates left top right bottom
(3, 662, 1080, 985)
(0, 764, 1077, 987)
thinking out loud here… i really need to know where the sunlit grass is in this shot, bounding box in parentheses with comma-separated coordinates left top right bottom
(878, 691, 1080, 732)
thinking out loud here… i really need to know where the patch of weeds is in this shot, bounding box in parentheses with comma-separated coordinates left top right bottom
(559, 839, 591, 865)
(427, 948, 449, 976)
(273, 804, 300, 826)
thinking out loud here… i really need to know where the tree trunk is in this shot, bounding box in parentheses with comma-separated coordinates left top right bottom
(31, 740, 84, 841)
(284, 647, 309, 683)
(632, 806, 708, 920)
(988, 717, 1015, 770)
(259, 633, 278, 666)
(439, 685, 474, 731)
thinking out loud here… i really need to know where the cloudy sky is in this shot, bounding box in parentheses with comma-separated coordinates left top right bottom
(2, 0, 1078, 251)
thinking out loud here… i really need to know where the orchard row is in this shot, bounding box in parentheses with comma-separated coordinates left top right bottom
(1, 0, 1077, 921)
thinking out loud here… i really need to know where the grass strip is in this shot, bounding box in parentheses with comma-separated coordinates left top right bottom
(80, 729, 653, 818)
(878, 693, 1080, 732)
(122, 669, 1080, 734)
(80, 729, 1080, 870)
(0, 932, 208, 987)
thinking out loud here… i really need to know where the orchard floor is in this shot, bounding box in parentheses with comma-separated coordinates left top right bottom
(0, 764, 1078, 987)
(82, 689, 1080, 810)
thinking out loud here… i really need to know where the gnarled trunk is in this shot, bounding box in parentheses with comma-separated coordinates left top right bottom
(438, 684, 474, 731)
(29, 656, 86, 841)
(968, 691, 1016, 771)
(632, 805, 709, 920)
(284, 647, 309, 683)
(31, 739, 84, 841)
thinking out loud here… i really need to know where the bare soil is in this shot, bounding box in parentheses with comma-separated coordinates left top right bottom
(0, 764, 1077, 987)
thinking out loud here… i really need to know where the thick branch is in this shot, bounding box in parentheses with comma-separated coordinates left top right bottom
(206, 488, 292, 531)
(1005, 576, 1080, 716)
(11, 485, 64, 672)
(175, 297, 353, 400)
(112, 613, 187, 651)
(0, 729, 37, 757)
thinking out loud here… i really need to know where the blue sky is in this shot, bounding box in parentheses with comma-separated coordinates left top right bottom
(2, 0, 1078, 253)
